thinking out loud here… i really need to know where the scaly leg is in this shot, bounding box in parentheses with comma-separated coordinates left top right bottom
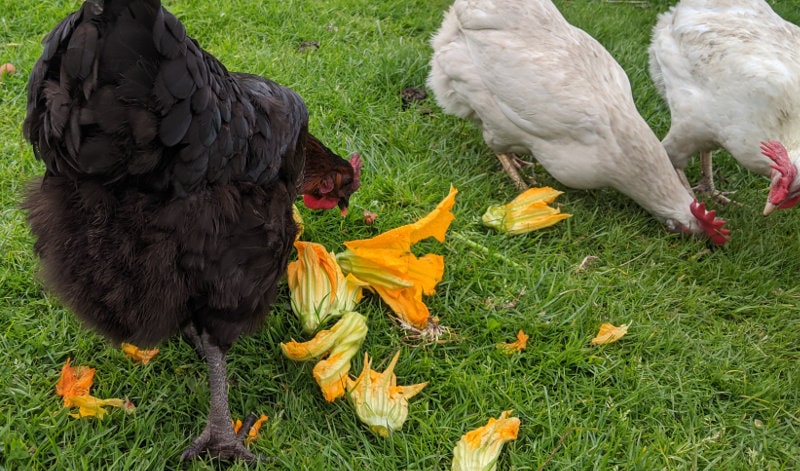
(180, 332, 261, 462)
(694, 151, 734, 205)
(496, 153, 537, 190)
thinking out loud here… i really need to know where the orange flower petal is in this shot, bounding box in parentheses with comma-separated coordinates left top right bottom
(121, 343, 159, 365)
(372, 285, 431, 329)
(233, 414, 269, 445)
(496, 330, 529, 354)
(55, 358, 95, 407)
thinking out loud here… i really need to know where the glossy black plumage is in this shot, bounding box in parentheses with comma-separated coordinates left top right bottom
(21, 0, 340, 461)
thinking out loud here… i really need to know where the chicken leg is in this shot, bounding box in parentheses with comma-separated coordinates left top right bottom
(180, 331, 261, 462)
(693, 151, 734, 205)
(496, 153, 537, 191)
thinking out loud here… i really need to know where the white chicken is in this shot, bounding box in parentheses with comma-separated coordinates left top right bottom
(649, 0, 800, 214)
(427, 0, 729, 244)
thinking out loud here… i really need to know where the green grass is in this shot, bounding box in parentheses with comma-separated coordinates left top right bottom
(2, 0, 800, 469)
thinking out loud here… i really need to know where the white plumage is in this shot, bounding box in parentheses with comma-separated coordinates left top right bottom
(649, 0, 800, 214)
(427, 0, 729, 243)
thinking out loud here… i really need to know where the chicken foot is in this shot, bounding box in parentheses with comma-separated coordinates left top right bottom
(496, 153, 537, 191)
(181, 332, 263, 462)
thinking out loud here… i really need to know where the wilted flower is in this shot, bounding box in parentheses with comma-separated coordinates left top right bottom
(55, 358, 135, 419)
(288, 241, 366, 334)
(337, 186, 458, 329)
(452, 410, 520, 471)
(482, 187, 570, 235)
(590, 322, 630, 345)
(121, 343, 159, 364)
(346, 351, 427, 437)
(281, 311, 368, 401)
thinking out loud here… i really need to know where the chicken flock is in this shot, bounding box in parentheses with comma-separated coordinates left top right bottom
(20, 0, 799, 462)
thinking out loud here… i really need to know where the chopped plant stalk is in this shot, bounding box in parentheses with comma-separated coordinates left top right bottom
(482, 187, 571, 235)
(232, 414, 269, 445)
(68, 395, 135, 419)
(121, 343, 159, 364)
(337, 186, 458, 329)
(590, 322, 630, 345)
(55, 358, 94, 407)
(496, 330, 528, 354)
(288, 241, 366, 334)
(452, 410, 520, 471)
(281, 311, 368, 401)
(346, 351, 427, 437)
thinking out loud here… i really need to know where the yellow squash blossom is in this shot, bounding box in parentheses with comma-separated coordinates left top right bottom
(496, 330, 528, 354)
(452, 410, 521, 471)
(280, 311, 368, 402)
(68, 395, 135, 419)
(336, 186, 458, 329)
(482, 187, 570, 235)
(288, 241, 366, 334)
(55, 358, 94, 407)
(590, 322, 630, 345)
(121, 343, 159, 365)
(346, 351, 427, 437)
(232, 414, 269, 445)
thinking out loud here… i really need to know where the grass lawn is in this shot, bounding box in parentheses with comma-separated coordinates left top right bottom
(2, 0, 800, 469)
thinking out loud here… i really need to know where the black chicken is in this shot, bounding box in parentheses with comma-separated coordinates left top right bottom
(22, 0, 360, 461)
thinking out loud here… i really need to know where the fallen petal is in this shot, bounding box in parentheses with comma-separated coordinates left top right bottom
(496, 330, 528, 354)
(590, 323, 630, 345)
(121, 343, 159, 364)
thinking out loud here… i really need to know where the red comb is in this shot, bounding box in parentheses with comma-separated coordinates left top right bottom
(761, 141, 796, 204)
(349, 153, 362, 191)
(690, 199, 730, 245)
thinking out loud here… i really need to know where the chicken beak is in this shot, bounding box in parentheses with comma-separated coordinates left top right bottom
(763, 201, 778, 216)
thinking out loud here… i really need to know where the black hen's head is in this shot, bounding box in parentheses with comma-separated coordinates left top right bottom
(300, 134, 362, 216)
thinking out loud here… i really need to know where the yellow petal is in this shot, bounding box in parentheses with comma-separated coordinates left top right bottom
(68, 395, 135, 419)
(55, 358, 95, 407)
(496, 330, 528, 354)
(346, 351, 428, 437)
(452, 410, 520, 471)
(121, 343, 159, 365)
(345, 186, 458, 252)
(482, 187, 571, 235)
(590, 323, 630, 345)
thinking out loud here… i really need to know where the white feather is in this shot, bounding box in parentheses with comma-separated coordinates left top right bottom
(428, 0, 707, 235)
